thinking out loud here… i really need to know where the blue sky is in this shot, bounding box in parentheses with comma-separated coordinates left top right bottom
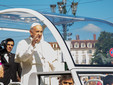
(0, 0, 113, 53)
(0, 0, 113, 23)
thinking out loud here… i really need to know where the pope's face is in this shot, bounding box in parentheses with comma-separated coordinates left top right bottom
(30, 25, 43, 42)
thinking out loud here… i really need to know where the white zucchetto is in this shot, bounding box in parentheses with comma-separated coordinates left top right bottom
(31, 23, 41, 28)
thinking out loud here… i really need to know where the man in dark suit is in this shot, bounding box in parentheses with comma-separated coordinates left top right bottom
(0, 38, 22, 85)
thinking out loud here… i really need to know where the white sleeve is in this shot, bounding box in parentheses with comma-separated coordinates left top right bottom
(44, 42, 58, 71)
(15, 40, 35, 62)
(45, 42, 57, 62)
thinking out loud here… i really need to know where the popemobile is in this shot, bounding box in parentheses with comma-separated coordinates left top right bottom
(0, 8, 113, 85)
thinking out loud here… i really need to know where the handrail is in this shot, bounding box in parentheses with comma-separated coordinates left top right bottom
(28, 71, 71, 85)
(8, 82, 21, 85)
(0, 82, 4, 85)
(30, 71, 71, 76)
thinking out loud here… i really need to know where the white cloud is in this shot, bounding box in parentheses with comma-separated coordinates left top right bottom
(82, 24, 101, 33)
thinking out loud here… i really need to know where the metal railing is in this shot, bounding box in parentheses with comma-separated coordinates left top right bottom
(0, 82, 4, 85)
(8, 82, 21, 85)
(28, 71, 71, 85)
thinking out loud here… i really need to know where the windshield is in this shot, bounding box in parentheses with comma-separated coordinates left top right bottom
(0, 10, 113, 67)
(44, 12, 113, 66)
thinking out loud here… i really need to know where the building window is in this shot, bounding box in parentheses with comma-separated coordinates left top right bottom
(70, 43, 73, 48)
(76, 51, 78, 54)
(82, 56, 86, 64)
(52, 44, 55, 48)
(82, 51, 84, 54)
(94, 43, 96, 47)
(88, 50, 92, 53)
(76, 56, 78, 63)
(74, 42, 79, 48)
(87, 43, 92, 48)
(81, 43, 86, 48)
(56, 44, 58, 48)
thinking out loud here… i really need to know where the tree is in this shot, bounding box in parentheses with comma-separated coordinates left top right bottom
(91, 31, 113, 65)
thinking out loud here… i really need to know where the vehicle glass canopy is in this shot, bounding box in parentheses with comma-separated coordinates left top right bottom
(0, 9, 74, 73)
(0, 9, 113, 67)
(43, 12, 113, 66)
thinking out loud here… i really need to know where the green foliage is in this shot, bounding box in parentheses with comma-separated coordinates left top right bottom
(91, 53, 111, 65)
(91, 31, 113, 65)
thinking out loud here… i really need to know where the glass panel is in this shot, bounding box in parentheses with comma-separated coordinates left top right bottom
(0, 11, 71, 85)
(0, 11, 66, 72)
(0, 10, 113, 67)
(56, 19, 113, 66)
(1, 9, 113, 85)
(0, 11, 41, 52)
(0, 12, 35, 30)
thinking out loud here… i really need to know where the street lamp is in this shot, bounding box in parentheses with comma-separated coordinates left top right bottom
(50, 5, 56, 13)
(50, 1, 77, 40)
(57, 2, 64, 14)
(71, 2, 78, 16)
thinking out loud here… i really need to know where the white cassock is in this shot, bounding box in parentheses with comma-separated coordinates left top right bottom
(15, 37, 57, 85)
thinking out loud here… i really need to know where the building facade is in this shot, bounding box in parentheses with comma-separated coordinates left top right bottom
(49, 34, 97, 66)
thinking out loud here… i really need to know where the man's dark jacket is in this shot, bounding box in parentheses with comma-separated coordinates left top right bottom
(0, 52, 22, 85)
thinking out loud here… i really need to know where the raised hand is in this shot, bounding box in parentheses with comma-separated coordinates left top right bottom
(32, 34, 40, 47)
